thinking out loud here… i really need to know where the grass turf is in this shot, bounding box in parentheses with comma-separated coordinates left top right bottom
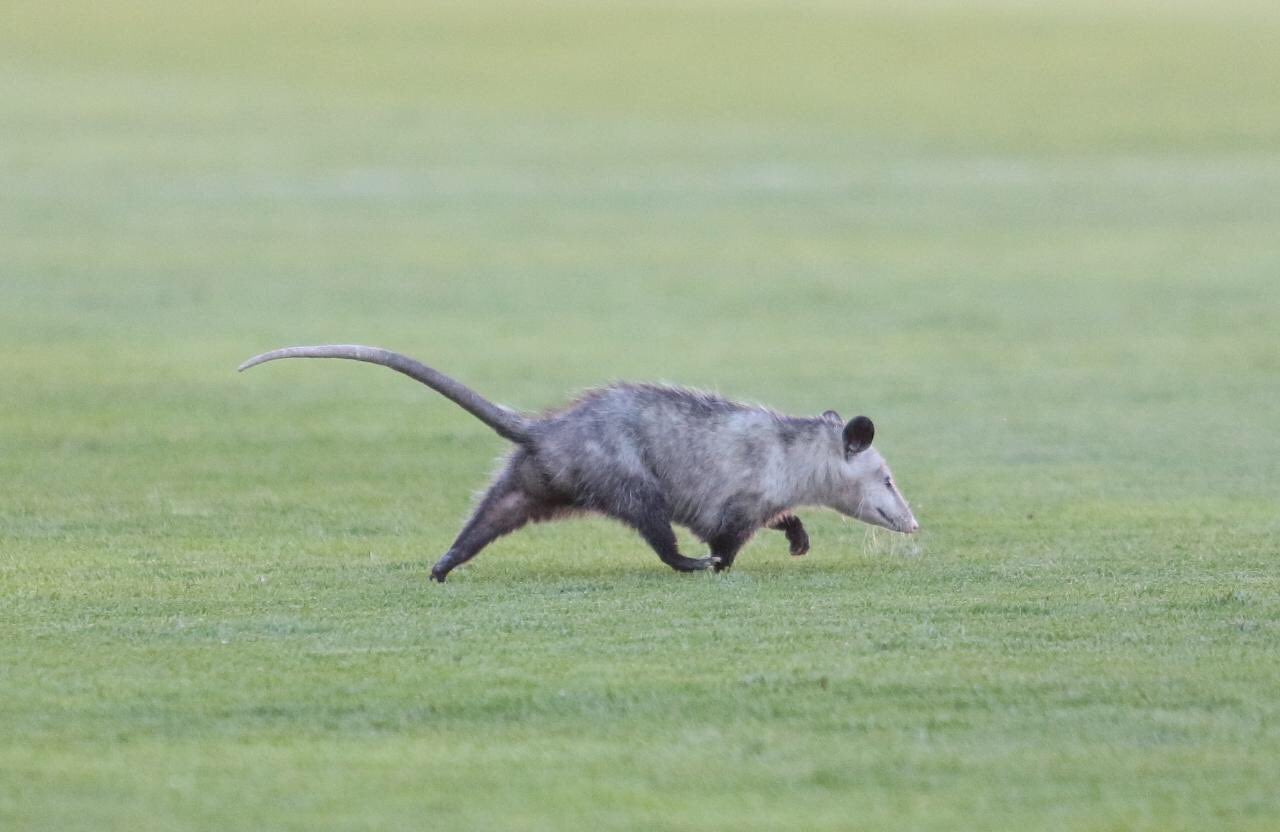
(2, 1, 1279, 829)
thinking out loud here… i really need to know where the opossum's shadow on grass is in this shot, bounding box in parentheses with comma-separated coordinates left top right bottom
(462, 561, 717, 586)
(312, 532, 925, 591)
(365, 519, 926, 587)
(449, 549, 921, 587)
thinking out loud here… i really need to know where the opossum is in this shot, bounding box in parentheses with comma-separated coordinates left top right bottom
(238, 345, 919, 581)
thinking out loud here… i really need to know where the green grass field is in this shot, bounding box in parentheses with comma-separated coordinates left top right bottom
(3, 1, 1279, 829)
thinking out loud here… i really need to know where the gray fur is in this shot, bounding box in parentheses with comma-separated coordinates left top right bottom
(239, 345, 919, 581)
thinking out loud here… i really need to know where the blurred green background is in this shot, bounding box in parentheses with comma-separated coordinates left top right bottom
(2, 1, 1278, 830)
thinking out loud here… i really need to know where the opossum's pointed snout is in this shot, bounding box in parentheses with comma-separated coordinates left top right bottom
(899, 506, 920, 534)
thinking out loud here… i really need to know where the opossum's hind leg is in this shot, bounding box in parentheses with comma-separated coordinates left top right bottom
(768, 512, 810, 556)
(611, 491, 713, 573)
(431, 478, 550, 582)
(709, 529, 754, 573)
(637, 520, 714, 573)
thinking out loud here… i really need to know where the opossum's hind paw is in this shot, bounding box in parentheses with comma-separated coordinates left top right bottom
(669, 555, 716, 573)
(430, 563, 450, 582)
(789, 531, 810, 557)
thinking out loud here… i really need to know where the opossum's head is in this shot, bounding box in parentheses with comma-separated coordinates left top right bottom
(821, 412, 919, 534)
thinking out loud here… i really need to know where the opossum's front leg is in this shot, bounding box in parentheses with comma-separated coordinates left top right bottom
(768, 513, 810, 556)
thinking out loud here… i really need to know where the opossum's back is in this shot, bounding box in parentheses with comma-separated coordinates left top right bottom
(535, 384, 769, 480)
(544, 384, 744, 441)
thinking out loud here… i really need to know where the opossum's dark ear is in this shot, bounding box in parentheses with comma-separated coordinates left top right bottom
(822, 410, 842, 424)
(843, 416, 875, 456)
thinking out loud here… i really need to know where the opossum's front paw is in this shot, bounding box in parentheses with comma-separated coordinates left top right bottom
(430, 564, 449, 582)
(787, 529, 810, 557)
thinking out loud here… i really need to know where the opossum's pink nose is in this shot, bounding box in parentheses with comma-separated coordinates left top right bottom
(905, 519, 920, 534)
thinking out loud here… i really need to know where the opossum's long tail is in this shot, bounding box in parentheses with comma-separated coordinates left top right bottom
(238, 345, 532, 443)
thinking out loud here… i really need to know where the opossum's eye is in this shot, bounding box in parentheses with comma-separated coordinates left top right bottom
(884, 477, 893, 488)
